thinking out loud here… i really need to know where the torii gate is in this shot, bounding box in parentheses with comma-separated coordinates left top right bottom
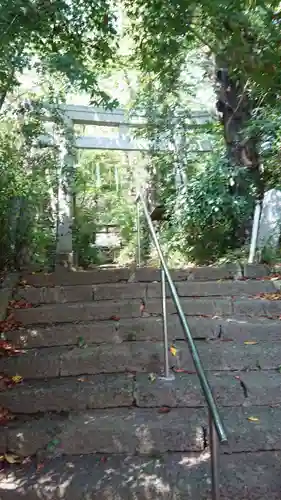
(41, 104, 214, 266)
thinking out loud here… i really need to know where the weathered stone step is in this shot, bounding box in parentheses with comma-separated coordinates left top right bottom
(0, 451, 279, 500)
(18, 280, 276, 305)
(11, 297, 281, 325)
(135, 371, 281, 408)
(135, 263, 269, 281)
(1, 374, 134, 413)
(22, 264, 246, 288)
(7, 316, 281, 348)
(1, 341, 281, 379)
(3, 406, 281, 457)
(2, 371, 281, 415)
(22, 268, 131, 286)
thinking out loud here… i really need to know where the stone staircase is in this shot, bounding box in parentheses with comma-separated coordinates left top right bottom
(1, 264, 281, 499)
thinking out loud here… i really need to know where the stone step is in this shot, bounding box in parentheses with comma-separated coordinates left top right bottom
(11, 297, 281, 325)
(0, 451, 279, 500)
(7, 316, 281, 348)
(18, 279, 276, 305)
(2, 406, 281, 458)
(1, 341, 280, 379)
(21, 264, 246, 288)
(135, 371, 281, 408)
(2, 371, 281, 415)
(22, 268, 131, 286)
(1, 374, 134, 413)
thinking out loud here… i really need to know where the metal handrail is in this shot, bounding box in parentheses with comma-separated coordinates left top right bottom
(136, 191, 227, 500)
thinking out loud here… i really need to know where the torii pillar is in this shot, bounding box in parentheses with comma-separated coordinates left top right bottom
(56, 122, 75, 269)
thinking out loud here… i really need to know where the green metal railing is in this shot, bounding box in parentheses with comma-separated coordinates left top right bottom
(136, 191, 227, 500)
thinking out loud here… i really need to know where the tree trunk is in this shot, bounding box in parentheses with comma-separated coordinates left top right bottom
(215, 65, 263, 200)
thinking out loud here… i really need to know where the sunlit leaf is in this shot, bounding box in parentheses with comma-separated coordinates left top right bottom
(4, 453, 22, 464)
(169, 346, 177, 356)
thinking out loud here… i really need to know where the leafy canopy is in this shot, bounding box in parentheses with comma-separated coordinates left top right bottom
(0, 0, 119, 107)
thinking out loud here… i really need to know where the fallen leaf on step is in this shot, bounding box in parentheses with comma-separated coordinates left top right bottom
(172, 368, 196, 374)
(10, 299, 33, 309)
(253, 292, 281, 300)
(247, 416, 260, 422)
(244, 341, 258, 345)
(110, 315, 120, 321)
(11, 375, 23, 384)
(0, 407, 15, 424)
(169, 345, 177, 356)
(78, 377, 86, 382)
(0, 374, 24, 390)
(0, 339, 24, 357)
(158, 407, 171, 414)
(3, 453, 22, 464)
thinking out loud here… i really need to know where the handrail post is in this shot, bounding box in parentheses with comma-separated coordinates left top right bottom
(136, 201, 141, 267)
(135, 191, 227, 500)
(137, 190, 227, 443)
(160, 266, 173, 380)
(209, 409, 220, 500)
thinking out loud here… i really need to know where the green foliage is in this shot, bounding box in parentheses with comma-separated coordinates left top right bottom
(3, 0, 281, 269)
(165, 154, 255, 263)
(244, 103, 281, 190)
(0, 0, 119, 108)
(73, 150, 137, 267)
(122, 1, 281, 261)
(126, 1, 281, 100)
(0, 105, 58, 269)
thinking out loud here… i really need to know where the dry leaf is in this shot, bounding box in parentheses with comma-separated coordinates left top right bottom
(4, 453, 22, 464)
(247, 416, 260, 422)
(172, 368, 196, 374)
(169, 346, 177, 356)
(0, 407, 15, 424)
(254, 292, 281, 301)
(244, 341, 258, 345)
(158, 407, 171, 414)
(110, 315, 120, 321)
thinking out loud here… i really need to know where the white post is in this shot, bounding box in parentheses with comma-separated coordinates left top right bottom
(248, 201, 262, 264)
